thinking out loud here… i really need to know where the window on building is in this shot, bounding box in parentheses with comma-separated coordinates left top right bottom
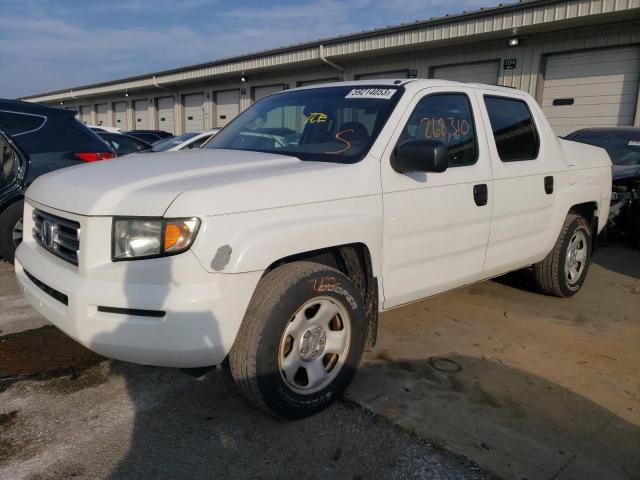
(484, 96, 539, 161)
(398, 93, 478, 168)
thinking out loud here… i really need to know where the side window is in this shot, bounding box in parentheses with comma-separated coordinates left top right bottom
(484, 96, 539, 161)
(185, 136, 209, 149)
(0, 136, 19, 189)
(0, 111, 46, 136)
(399, 93, 477, 167)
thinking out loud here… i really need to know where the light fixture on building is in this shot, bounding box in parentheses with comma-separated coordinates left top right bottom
(240, 75, 247, 82)
(508, 37, 519, 47)
(125, 92, 130, 97)
(59, 101, 64, 105)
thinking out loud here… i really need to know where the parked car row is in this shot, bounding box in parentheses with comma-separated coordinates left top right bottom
(0, 99, 219, 263)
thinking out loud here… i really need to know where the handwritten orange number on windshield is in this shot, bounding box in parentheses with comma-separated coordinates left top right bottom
(325, 129, 354, 154)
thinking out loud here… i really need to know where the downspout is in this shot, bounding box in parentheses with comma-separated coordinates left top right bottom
(319, 44, 344, 74)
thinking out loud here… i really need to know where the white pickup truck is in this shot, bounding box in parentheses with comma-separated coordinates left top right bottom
(15, 80, 611, 418)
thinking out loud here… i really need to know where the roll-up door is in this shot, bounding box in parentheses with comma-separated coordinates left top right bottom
(298, 78, 340, 87)
(356, 70, 408, 80)
(133, 100, 149, 130)
(541, 46, 640, 136)
(254, 85, 284, 102)
(183, 93, 205, 132)
(432, 61, 499, 85)
(113, 102, 127, 129)
(157, 97, 175, 134)
(79, 105, 91, 124)
(215, 90, 240, 127)
(95, 103, 108, 126)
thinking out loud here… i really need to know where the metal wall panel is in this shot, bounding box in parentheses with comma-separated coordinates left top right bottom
(541, 46, 640, 135)
(133, 100, 149, 130)
(156, 97, 175, 133)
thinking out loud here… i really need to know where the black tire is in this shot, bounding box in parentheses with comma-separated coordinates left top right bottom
(0, 201, 24, 264)
(533, 213, 592, 297)
(229, 261, 367, 419)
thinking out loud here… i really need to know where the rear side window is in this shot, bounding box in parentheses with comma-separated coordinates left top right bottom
(484, 96, 539, 161)
(398, 93, 477, 167)
(0, 111, 46, 136)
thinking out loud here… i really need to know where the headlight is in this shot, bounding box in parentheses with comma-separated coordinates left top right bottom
(113, 218, 200, 261)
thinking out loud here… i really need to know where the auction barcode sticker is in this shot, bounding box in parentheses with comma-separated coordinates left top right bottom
(345, 88, 396, 99)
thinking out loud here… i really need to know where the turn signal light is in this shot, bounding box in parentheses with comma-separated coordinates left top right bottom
(75, 151, 116, 162)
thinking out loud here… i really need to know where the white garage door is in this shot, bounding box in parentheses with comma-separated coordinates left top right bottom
(133, 100, 149, 130)
(542, 47, 640, 136)
(254, 85, 284, 102)
(298, 78, 340, 87)
(356, 70, 408, 80)
(95, 103, 108, 126)
(113, 102, 127, 129)
(432, 61, 500, 85)
(184, 93, 205, 132)
(216, 90, 240, 127)
(157, 97, 175, 134)
(79, 105, 91, 125)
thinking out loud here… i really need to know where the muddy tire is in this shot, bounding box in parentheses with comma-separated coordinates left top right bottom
(0, 201, 24, 264)
(229, 261, 367, 419)
(533, 213, 592, 297)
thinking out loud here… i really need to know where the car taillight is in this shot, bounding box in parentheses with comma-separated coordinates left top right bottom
(74, 151, 116, 162)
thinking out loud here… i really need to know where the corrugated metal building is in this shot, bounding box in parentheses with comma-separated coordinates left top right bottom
(23, 0, 640, 136)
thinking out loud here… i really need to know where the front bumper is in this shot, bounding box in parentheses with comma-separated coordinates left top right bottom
(15, 202, 262, 368)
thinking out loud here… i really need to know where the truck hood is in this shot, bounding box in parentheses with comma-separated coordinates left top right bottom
(26, 149, 378, 217)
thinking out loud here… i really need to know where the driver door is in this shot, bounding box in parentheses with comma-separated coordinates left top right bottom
(380, 87, 493, 308)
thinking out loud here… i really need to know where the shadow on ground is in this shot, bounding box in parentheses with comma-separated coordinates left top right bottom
(349, 354, 640, 480)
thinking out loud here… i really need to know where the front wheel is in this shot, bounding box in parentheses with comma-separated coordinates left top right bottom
(229, 262, 367, 419)
(0, 201, 24, 264)
(533, 213, 592, 297)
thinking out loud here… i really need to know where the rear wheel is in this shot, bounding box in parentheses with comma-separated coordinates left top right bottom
(0, 201, 24, 264)
(229, 262, 367, 419)
(533, 213, 592, 297)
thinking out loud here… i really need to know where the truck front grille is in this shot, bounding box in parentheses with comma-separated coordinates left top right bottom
(32, 209, 80, 265)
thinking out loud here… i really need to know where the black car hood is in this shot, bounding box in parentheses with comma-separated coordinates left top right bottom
(613, 164, 640, 182)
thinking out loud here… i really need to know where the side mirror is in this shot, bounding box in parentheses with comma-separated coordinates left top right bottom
(391, 139, 448, 173)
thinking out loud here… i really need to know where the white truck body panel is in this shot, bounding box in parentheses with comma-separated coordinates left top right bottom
(16, 80, 611, 368)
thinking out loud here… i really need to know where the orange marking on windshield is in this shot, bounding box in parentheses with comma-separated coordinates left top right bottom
(325, 129, 354, 154)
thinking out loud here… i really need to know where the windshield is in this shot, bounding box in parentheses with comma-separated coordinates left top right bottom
(152, 132, 198, 152)
(570, 131, 640, 166)
(206, 85, 402, 163)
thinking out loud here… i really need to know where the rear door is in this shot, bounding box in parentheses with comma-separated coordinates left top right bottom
(476, 91, 557, 277)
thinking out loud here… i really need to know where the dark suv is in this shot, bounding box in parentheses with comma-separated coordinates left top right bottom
(0, 99, 115, 263)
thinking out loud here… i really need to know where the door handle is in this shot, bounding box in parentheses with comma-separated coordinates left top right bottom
(544, 176, 554, 194)
(473, 184, 488, 206)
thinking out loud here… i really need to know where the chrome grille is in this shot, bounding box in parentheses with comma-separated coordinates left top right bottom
(32, 209, 80, 265)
